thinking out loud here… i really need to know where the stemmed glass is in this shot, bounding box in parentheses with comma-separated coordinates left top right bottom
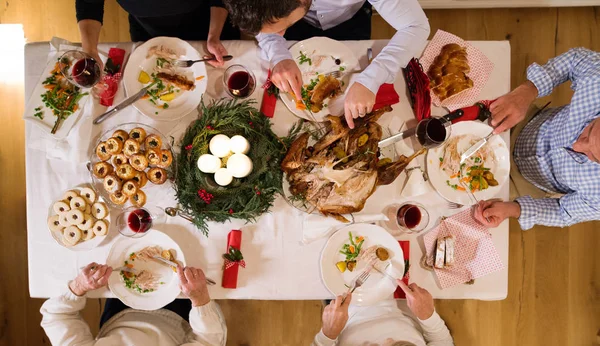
(415, 116, 452, 149)
(116, 206, 165, 238)
(58, 50, 102, 89)
(395, 202, 430, 234)
(223, 64, 256, 99)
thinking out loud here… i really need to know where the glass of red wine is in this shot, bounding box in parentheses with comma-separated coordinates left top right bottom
(116, 206, 164, 238)
(396, 202, 430, 233)
(223, 64, 256, 99)
(415, 116, 452, 149)
(58, 50, 102, 89)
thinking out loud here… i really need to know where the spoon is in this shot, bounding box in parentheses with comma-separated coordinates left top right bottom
(164, 207, 195, 223)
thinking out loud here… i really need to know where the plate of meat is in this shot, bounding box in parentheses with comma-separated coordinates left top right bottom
(106, 230, 186, 310)
(280, 37, 359, 122)
(123, 36, 207, 121)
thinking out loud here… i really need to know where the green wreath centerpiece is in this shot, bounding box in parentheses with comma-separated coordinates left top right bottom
(175, 98, 297, 236)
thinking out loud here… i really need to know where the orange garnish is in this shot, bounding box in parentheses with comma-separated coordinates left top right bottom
(195, 76, 205, 81)
(456, 186, 466, 191)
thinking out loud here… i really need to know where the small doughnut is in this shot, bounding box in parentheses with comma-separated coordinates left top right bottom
(92, 202, 108, 219)
(129, 190, 147, 207)
(103, 174, 122, 194)
(62, 190, 79, 203)
(129, 127, 147, 144)
(53, 201, 70, 214)
(147, 167, 168, 185)
(132, 171, 148, 188)
(116, 163, 136, 180)
(145, 134, 163, 150)
(81, 228, 95, 241)
(123, 139, 141, 157)
(109, 190, 128, 205)
(92, 219, 108, 236)
(47, 215, 64, 233)
(112, 153, 128, 167)
(63, 226, 82, 246)
(80, 187, 96, 205)
(93, 162, 114, 179)
(112, 129, 129, 143)
(67, 209, 84, 225)
(105, 137, 123, 155)
(95, 141, 111, 161)
(146, 148, 161, 166)
(130, 154, 149, 171)
(69, 197, 87, 211)
(158, 149, 173, 168)
(58, 214, 71, 227)
(77, 213, 94, 231)
(122, 180, 138, 196)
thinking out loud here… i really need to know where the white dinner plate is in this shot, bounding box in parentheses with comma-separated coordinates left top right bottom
(123, 36, 207, 121)
(23, 52, 90, 140)
(281, 37, 359, 122)
(426, 121, 510, 206)
(47, 186, 110, 251)
(321, 224, 404, 306)
(107, 230, 186, 310)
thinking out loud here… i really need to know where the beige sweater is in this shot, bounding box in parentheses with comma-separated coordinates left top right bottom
(40, 285, 226, 346)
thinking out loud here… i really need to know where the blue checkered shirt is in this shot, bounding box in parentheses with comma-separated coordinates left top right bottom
(514, 48, 600, 230)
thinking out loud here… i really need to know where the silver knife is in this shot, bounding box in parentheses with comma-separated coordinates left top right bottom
(152, 256, 217, 285)
(378, 127, 417, 148)
(93, 87, 148, 124)
(460, 132, 494, 164)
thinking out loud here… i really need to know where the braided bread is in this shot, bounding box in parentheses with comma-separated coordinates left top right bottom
(428, 44, 473, 101)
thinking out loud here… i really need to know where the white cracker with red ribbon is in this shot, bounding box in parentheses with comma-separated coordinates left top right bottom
(423, 209, 504, 289)
(420, 30, 494, 111)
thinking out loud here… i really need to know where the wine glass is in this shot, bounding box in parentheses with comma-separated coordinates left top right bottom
(395, 202, 430, 234)
(223, 64, 256, 99)
(58, 50, 102, 88)
(415, 116, 452, 149)
(116, 206, 165, 238)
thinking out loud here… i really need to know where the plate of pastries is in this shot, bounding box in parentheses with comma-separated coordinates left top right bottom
(90, 123, 174, 208)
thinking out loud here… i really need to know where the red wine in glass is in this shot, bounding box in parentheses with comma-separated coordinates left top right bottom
(72, 58, 101, 88)
(227, 71, 255, 98)
(128, 208, 153, 233)
(416, 118, 448, 148)
(397, 204, 422, 229)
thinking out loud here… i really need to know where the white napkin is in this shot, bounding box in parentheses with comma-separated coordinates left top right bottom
(302, 213, 388, 244)
(27, 39, 99, 163)
(387, 117, 432, 198)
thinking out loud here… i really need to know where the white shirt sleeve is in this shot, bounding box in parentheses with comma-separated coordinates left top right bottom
(186, 301, 228, 346)
(354, 0, 430, 94)
(311, 329, 337, 346)
(256, 32, 294, 67)
(418, 311, 455, 346)
(39, 284, 96, 346)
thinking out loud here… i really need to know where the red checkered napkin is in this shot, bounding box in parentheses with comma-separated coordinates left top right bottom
(420, 30, 494, 111)
(423, 209, 504, 289)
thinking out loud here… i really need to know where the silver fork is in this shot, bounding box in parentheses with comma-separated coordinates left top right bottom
(174, 55, 233, 68)
(325, 70, 343, 78)
(459, 180, 490, 222)
(447, 201, 463, 209)
(341, 269, 371, 303)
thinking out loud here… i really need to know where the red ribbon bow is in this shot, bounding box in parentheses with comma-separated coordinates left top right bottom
(224, 259, 246, 270)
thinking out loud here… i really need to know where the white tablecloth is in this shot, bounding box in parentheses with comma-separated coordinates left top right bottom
(25, 39, 510, 300)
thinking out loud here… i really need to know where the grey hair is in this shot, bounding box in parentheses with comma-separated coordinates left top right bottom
(390, 342, 417, 346)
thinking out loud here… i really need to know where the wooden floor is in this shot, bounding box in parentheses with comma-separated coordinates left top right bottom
(1, 2, 599, 345)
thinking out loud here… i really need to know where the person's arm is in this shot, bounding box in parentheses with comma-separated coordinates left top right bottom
(516, 193, 600, 230)
(40, 263, 112, 346)
(417, 312, 454, 346)
(311, 294, 353, 346)
(76, 0, 104, 65)
(205, 5, 230, 67)
(255, 33, 294, 69)
(256, 33, 302, 99)
(354, 0, 430, 95)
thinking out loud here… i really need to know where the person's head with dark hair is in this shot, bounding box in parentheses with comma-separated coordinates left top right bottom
(223, 0, 312, 35)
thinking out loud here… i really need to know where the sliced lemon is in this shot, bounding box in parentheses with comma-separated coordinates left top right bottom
(160, 92, 176, 102)
(138, 70, 150, 84)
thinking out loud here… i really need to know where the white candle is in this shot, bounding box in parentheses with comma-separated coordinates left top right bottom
(197, 154, 222, 173)
(209, 134, 232, 158)
(227, 153, 253, 178)
(214, 168, 233, 186)
(230, 135, 251, 154)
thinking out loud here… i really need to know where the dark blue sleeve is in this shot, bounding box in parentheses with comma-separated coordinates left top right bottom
(210, 0, 225, 8)
(75, 0, 105, 24)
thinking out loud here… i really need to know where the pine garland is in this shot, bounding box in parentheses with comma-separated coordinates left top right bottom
(174, 98, 300, 236)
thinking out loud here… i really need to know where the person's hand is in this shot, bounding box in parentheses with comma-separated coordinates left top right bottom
(82, 47, 103, 71)
(69, 262, 112, 296)
(473, 199, 521, 228)
(344, 82, 376, 129)
(205, 37, 228, 68)
(489, 80, 538, 134)
(271, 59, 303, 101)
(321, 293, 352, 339)
(397, 281, 434, 321)
(177, 265, 210, 307)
